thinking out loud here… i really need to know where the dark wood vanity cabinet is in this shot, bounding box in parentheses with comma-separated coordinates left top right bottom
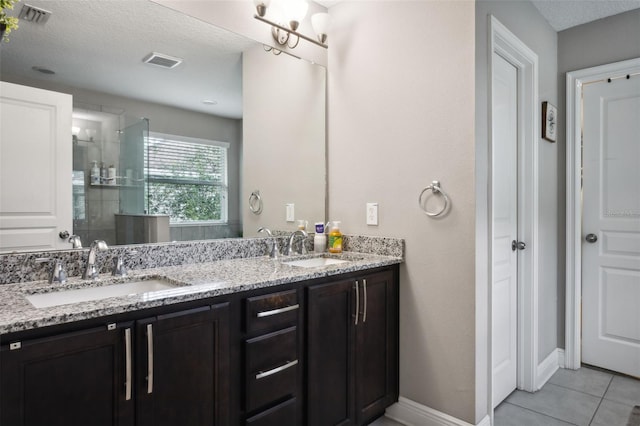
(0, 264, 398, 426)
(0, 302, 230, 426)
(135, 303, 230, 426)
(307, 269, 399, 426)
(243, 289, 302, 426)
(0, 322, 134, 426)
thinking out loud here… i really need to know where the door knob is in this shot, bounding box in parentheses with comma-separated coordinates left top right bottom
(585, 233, 598, 243)
(58, 230, 70, 240)
(511, 240, 526, 251)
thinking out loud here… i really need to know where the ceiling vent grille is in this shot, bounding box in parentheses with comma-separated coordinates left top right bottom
(18, 4, 52, 25)
(142, 52, 183, 69)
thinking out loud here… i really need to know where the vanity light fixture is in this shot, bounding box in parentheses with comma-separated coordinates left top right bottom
(253, 0, 330, 54)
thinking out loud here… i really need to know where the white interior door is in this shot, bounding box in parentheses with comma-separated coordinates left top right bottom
(582, 74, 640, 377)
(492, 52, 519, 407)
(0, 81, 73, 252)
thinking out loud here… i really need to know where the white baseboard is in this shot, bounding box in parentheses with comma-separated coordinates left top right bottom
(385, 397, 491, 426)
(557, 348, 565, 369)
(536, 348, 561, 390)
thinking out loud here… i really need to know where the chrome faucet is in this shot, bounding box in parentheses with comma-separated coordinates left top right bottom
(258, 227, 280, 259)
(287, 230, 308, 255)
(83, 240, 108, 280)
(68, 235, 83, 249)
(112, 255, 127, 277)
(49, 260, 68, 284)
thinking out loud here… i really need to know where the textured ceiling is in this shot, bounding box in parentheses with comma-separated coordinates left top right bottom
(0, 1, 258, 118)
(531, 0, 640, 31)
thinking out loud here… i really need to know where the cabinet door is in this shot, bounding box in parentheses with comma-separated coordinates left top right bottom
(355, 270, 398, 425)
(136, 303, 230, 426)
(307, 279, 356, 426)
(0, 323, 134, 426)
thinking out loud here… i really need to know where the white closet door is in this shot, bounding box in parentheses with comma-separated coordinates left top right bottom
(0, 82, 72, 252)
(492, 53, 519, 407)
(582, 74, 640, 377)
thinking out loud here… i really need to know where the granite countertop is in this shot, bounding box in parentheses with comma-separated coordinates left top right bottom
(0, 252, 402, 336)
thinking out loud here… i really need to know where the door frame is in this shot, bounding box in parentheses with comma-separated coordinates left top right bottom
(488, 16, 540, 397)
(564, 56, 640, 370)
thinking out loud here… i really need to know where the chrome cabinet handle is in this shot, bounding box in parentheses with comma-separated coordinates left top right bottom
(255, 359, 298, 380)
(354, 281, 359, 325)
(256, 304, 299, 318)
(124, 328, 132, 401)
(146, 324, 154, 394)
(362, 279, 368, 323)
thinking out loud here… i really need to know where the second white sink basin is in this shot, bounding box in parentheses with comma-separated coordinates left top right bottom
(283, 257, 350, 268)
(26, 278, 178, 309)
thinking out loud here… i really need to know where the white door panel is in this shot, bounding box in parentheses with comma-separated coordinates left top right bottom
(492, 53, 518, 407)
(0, 82, 72, 252)
(582, 75, 640, 377)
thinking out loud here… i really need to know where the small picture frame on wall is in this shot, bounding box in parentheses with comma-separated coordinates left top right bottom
(542, 101, 557, 142)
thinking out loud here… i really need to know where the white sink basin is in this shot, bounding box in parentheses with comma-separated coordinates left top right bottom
(25, 278, 178, 309)
(283, 257, 350, 268)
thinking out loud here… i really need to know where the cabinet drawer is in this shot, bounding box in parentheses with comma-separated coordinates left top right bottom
(245, 327, 298, 412)
(245, 397, 297, 426)
(245, 289, 298, 333)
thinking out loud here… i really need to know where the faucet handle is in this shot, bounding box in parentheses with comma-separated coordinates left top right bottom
(49, 260, 68, 284)
(112, 256, 127, 277)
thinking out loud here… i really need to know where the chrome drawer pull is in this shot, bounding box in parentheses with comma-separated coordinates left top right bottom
(147, 324, 154, 394)
(256, 304, 299, 318)
(255, 359, 298, 380)
(362, 279, 368, 323)
(124, 328, 132, 401)
(354, 281, 359, 325)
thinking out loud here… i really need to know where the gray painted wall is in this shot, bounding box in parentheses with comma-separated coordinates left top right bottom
(328, 1, 477, 422)
(556, 9, 640, 348)
(242, 45, 327, 237)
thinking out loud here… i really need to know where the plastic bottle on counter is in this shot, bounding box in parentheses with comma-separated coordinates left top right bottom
(100, 162, 107, 184)
(90, 161, 100, 185)
(314, 222, 326, 253)
(108, 165, 116, 185)
(328, 221, 343, 254)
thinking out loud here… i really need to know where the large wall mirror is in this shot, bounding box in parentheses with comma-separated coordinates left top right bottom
(0, 0, 326, 252)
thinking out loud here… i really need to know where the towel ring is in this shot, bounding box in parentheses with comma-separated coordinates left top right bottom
(249, 190, 263, 215)
(418, 181, 449, 217)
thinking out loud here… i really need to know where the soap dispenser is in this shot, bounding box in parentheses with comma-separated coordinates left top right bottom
(327, 221, 343, 254)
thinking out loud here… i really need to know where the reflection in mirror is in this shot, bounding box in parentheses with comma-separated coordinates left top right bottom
(0, 0, 326, 253)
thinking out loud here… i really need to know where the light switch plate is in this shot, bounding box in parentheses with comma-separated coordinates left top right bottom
(366, 203, 378, 225)
(286, 203, 295, 222)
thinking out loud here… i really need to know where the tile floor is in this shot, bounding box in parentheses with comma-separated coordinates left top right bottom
(496, 366, 640, 426)
(370, 366, 640, 426)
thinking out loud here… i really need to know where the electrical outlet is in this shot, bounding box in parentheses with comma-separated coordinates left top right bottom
(286, 203, 295, 222)
(366, 203, 378, 226)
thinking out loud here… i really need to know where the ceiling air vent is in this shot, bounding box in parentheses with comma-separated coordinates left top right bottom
(18, 4, 52, 25)
(142, 52, 183, 69)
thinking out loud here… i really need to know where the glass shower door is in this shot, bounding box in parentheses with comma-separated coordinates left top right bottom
(118, 117, 148, 215)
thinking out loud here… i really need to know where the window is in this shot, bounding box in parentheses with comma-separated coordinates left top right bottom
(145, 133, 228, 224)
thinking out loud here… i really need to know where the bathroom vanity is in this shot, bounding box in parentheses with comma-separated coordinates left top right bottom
(0, 250, 400, 426)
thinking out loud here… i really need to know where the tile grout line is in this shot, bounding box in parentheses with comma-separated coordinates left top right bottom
(546, 378, 614, 399)
(587, 375, 614, 426)
(502, 401, 579, 425)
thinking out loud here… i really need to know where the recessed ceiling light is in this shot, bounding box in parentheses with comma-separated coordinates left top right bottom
(32, 66, 55, 75)
(202, 100, 218, 105)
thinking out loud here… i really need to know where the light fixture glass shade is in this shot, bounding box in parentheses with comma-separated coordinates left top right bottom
(282, 0, 308, 24)
(253, 0, 271, 16)
(311, 12, 331, 42)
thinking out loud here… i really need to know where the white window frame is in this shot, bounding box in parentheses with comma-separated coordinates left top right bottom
(145, 131, 229, 225)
